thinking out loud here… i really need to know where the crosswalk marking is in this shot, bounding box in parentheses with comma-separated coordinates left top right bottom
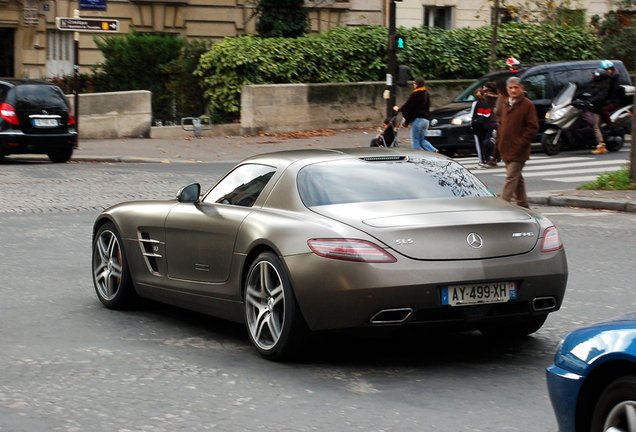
(495, 165, 625, 178)
(454, 151, 630, 183)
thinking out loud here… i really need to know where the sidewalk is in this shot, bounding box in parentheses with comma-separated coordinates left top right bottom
(13, 128, 636, 213)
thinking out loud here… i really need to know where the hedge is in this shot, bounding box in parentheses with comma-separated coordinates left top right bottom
(196, 23, 602, 117)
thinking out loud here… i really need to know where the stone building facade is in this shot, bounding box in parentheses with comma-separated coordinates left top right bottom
(0, 0, 384, 78)
(396, 0, 619, 29)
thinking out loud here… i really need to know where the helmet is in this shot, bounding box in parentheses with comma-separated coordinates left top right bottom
(592, 68, 610, 82)
(506, 57, 520, 71)
(600, 60, 614, 70)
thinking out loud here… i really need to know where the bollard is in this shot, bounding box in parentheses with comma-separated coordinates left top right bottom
(181, 116, 212, 137)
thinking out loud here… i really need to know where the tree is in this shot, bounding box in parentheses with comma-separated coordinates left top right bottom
(251, 0, 309, 38)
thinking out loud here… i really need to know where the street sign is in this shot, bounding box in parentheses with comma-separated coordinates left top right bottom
(79, 0, 107, 11)
(56, 17, 119, 32)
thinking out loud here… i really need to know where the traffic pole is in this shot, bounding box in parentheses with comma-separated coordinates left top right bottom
(386, 0, 397, 120)
(73, 9, 80, 141)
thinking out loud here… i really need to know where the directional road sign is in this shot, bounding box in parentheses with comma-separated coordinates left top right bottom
(56, 17, 119, 32)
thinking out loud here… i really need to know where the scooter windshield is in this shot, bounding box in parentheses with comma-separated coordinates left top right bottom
(553, 82, 577, 107)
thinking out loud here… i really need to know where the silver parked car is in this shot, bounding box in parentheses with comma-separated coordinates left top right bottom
(92, 148, 568, 360)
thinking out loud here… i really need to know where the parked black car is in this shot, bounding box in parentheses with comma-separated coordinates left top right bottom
(0, 78, 78, 163)
(426, 60, 632, 156)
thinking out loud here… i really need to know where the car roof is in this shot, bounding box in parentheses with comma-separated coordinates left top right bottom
(0, 78, 56, 87)
(483, 60, 625, 80)
(239, 147, 449, 170)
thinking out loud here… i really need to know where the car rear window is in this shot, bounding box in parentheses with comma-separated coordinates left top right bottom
(14, 85, 67, 110)
(297, 157, 493, 207)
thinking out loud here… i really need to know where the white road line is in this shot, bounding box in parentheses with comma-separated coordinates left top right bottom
(493, 165, 625, 178)
(544, 175, 601, 183)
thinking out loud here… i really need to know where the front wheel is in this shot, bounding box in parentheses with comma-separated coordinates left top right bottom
(480, 315, 547, 338)
(542, 131, 563, 156)
(591, 376, 636, 432)
(92, 222, 138, 309)
(370, 138, 380, 147)
(244, 251, 309, 361)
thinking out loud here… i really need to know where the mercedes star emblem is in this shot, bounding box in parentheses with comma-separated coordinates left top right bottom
(467, 233, 483, 249)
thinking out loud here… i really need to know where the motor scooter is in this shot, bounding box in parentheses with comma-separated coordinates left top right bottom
(541, 82, 633, 156)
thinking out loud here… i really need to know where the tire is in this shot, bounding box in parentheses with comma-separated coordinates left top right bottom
(47, 145, 73, 163)
(92, 222, 138, 309)
(370, 138, 379, 147)
(0, 146, 4, 164)
(591, 376, 636, 432)
(479, 315, 547, 339)
(244, 251, 309, 361)
(438, 148, 455, 157)
(542, 132, 563, 156)
(606, 134, 625, 152)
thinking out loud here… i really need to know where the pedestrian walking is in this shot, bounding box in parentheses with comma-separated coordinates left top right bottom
(486, 79, 508, 167)
(497, 77, 539, 208)
(470, 87, 493, 169)
(394, 77, 437, 152)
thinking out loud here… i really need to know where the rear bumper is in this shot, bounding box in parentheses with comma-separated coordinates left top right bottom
(285, 246, 568, 332)
(0, 129, 78, 155)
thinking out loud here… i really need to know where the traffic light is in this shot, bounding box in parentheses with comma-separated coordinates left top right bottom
(397, 65, 409, 87)
(389, 35, 406, 50)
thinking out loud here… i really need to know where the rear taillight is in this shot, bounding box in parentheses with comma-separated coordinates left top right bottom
(0, 103, 19, 125)
(541, 226, 563, 252)
(308, 239, 396, 263)
(67, 104, 75, 125)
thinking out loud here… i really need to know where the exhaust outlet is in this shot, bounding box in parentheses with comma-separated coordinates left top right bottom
(370, 308, 413, 324)
(533, 296, 557, 311)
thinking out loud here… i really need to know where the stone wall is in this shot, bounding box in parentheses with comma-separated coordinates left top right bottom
(240, 80, 473, 135)
(69, 90, 151, 139)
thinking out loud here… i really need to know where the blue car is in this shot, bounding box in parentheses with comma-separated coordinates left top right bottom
(547, 313, 636, 432)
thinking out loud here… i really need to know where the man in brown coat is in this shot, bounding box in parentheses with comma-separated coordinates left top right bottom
(497, 77, 539, 208)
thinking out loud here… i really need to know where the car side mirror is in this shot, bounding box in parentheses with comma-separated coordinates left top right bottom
(176, 183, 201, 203)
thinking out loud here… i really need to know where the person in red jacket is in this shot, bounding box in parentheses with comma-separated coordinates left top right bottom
(497, 77, 539, 208)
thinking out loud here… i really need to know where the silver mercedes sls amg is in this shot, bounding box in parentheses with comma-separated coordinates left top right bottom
(91, 148, 568, 360)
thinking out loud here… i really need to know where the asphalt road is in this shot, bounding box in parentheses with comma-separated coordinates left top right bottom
(0, 160, 635, 432)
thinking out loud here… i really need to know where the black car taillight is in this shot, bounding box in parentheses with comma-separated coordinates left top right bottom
(67, 104, 75, 125)
(0, 103, 19, 125)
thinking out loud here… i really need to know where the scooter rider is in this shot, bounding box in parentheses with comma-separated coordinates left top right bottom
(599, 60, 621, 132)
(582, 68, 611, 155)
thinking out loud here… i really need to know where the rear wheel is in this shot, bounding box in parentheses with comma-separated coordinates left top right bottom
(606, 134, 625, 152)
(92, 222, 138, 309)
(591, 376, 636, 432)
(480, 315, 547, 338)
(542, 132, 563, 156)
(47, 145, 73, 163)
(370, 138, 379, 147)
(244, 251, 309, 361)
(0, 146, 4, 163)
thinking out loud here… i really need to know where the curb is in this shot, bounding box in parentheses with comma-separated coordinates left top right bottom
(528, 195, 636, 213)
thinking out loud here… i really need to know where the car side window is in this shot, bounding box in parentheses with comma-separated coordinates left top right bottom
(552, 68, 596, 93)
(203, 164, 276, 207)
(522, 74, 547, 101)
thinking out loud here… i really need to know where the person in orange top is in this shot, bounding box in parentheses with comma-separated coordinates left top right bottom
(394, 77, 437, 152)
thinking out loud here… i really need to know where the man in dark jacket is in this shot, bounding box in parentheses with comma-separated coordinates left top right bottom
(497, 77, 539, 208)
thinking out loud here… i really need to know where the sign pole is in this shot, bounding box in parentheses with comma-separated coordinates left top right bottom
(73, 9, 80, 140)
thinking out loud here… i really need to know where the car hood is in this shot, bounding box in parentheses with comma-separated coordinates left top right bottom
(553, 315, 636, 375)
(310, 197, 540, 260)
(430, 102, 473, 119)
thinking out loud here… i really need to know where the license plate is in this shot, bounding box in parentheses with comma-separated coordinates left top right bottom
(33, 118, 58, 127)
(426, 129, 441, 137)
(441, 282, 516, 306)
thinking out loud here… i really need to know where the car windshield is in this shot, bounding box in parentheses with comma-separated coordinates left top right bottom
(14, 84, 67, 110)
(453, 73, 512, 102)
(297, 157, 493, 207)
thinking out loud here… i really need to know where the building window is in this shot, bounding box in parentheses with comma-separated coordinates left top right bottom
(424, 6, 453, 30)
